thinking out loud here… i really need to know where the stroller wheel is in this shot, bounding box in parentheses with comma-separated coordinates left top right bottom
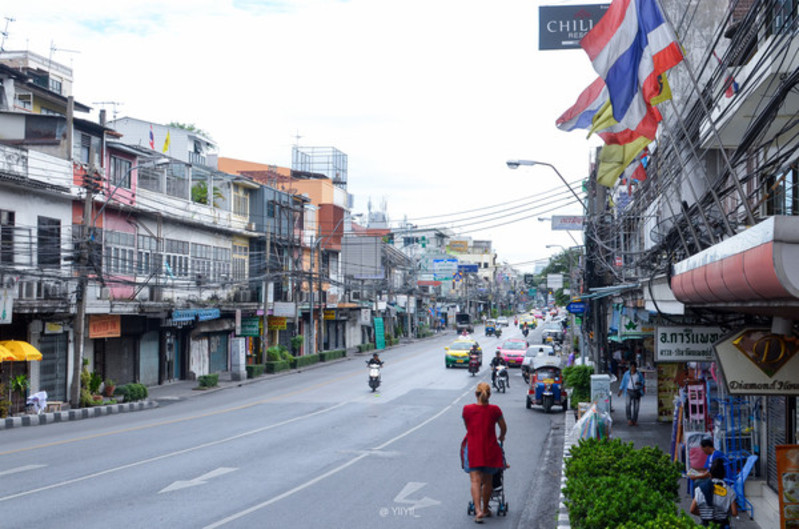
(503, 502, 509, 515)
(467, 501, 475, 515)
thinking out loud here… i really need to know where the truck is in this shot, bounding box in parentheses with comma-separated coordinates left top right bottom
(455, 313, 473, 334)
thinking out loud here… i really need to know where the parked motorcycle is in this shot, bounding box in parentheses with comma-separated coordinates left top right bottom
(493, 364, 509, 393)
(367, 361, 382, 392)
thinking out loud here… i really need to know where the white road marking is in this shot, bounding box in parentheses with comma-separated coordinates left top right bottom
(0, 401, 349, 503)
(204, 387, 474, 528)
(393, 482, 441, 512)
(0, 465, 46, 477)
(159, 467, 237, 494)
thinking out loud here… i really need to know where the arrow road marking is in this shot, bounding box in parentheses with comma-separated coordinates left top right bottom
(159, 467, 237, 494)
(393, 482, 441, 512)
(0, 465, 46, 477)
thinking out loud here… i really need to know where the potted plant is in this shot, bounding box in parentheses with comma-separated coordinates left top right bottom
(11, 374, 30, 414)
(103, 378, 116, 398)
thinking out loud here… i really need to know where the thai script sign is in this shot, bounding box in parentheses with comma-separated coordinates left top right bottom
(715, 328, 799, 395)
(172, 308, 220, 322)
(89, 314, 121, 339)
(238, 317, 260, 337)
(550, 215, 585, 230)
(655, 326, 722, 362)
(272, 302, 296, 317)
(267, 316, 287, 330)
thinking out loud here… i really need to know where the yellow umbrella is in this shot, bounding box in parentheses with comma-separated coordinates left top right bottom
(0, 343, 14, 362)
(0, 341, 43, 361)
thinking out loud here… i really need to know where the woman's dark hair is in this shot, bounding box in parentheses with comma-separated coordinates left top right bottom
(700, 438, 714, 449)
(710, 457, 726, 480)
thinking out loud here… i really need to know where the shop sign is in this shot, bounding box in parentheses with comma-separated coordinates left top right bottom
(656, 363, 681, 422)
(539, 4, 609, 50)
(239, 317, 261, 337)
(44, 322, 64, 334)
(273, 302, 296, 317)
(89, 314, 121, 339)
(267, 316, 287, 331)
(171, 308, 220, 322)
(374, 317, 385, 350)
(0, 287, 12, 324)
(550, 215, 585, 230)
(714, 328, 799, 395)
(655, 326, 722, 362)
(324, 309, 336, 320)
(360, 308, 372, 324)
(777, 445, 799, 527)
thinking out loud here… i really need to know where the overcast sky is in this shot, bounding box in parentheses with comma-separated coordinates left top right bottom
(3, 0, 601, 272)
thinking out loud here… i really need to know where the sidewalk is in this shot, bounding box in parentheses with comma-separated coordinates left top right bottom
(558, 372, 762, 529)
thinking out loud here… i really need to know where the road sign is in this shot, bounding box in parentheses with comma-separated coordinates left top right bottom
(566, 301, 586, 314)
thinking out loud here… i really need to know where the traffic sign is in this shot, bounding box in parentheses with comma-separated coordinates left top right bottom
(566, 301, 586, 314)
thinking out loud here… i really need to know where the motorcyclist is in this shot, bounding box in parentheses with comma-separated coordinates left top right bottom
(490, 351, 509, 389)
(367, 353, 384, 368)
(468, 345, 480, 372)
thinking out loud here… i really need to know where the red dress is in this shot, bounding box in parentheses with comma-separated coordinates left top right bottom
(462, 403, 503, 469)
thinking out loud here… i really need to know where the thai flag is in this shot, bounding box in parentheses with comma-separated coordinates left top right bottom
(556, 77, 608, 132)
(580, 0, 683, 128)
(149, 125, 155, 150)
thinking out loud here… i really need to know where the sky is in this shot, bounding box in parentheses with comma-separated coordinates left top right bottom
(3, 0, 601, 272)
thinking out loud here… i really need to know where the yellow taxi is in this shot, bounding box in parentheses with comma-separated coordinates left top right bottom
(445, 335, 483, 368)
(519, 315, 537, 329)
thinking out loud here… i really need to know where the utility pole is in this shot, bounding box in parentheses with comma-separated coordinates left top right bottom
(262, 222, 271, 359)
(309, 238, 315, 356)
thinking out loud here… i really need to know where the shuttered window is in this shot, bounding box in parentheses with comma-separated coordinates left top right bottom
(766, 397, 787, 491)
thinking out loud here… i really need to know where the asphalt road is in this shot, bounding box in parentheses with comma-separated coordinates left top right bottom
(0, 323, 564, 529)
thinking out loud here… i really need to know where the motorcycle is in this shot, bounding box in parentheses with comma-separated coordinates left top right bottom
(468, 354, 480, 376)
(522, 328, 529, 338)
(494, 327, 502, 338)
(493, 364, 509, 393)
(367, 361, 382, 392)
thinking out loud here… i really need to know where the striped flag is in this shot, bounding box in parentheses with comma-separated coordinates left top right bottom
(580, 0, 683, 129)
(149, 125, 155, 150)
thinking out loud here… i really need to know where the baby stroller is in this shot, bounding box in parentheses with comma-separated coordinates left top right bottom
(466, 443, 508, 517)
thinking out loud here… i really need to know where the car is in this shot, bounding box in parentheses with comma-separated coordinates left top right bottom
(541, 322, 564, 344)
(496, 316, 509, 327)
(445, 337, 482, 368)
(521, 344, 556, 381)
(496, 338, 527, 367)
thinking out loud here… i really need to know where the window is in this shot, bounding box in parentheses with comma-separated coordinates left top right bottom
(232, 243, 248, 281)
(110, 156, 133, 190)
(37, 217, 61, 269)
(137, 234, 159, 275)
(14, 93, 32, 111)
(233, 188, 249, 217)
(48, 77, 62, 94)
(214, 246, 231, 281)
(765, 165, 799, 216)
(0, 210, 14, 264)
(105, 231, 135, 275)
(164, 238, 189, 278)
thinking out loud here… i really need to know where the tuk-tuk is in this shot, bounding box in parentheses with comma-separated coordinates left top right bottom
(526, 356, 567, 413)
(485, 319, 497, 336)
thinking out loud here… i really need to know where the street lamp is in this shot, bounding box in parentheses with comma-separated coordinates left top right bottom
(506, 159, 586, 209)
(309, 212, 363, 356)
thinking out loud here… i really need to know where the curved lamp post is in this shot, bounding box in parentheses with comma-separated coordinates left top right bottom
(506, 159, 586, 209)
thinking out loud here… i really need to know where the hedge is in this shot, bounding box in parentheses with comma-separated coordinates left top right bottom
(197, 374, 219, 388)
(320, 349, 346, 362)
(563, 438, 688, 529)
(292, 353, 320, 369)
(357, 343, 376, 353)
(114, 383, 148, 402)
(246, 364, 265, 379)
(265, 360, 291, 373)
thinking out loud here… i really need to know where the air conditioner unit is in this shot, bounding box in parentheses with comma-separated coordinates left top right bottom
(18, 281, 37, 300)
(99, 287, 111, 300)
(246, 222, 256, 231)
(41, 281, 66, 299)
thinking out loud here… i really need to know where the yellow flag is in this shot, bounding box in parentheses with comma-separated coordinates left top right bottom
(588, 100, 616, 139)
(650, 74, 672, 106)
(162, 131, 171, 153)
(597, 136, 651, 188)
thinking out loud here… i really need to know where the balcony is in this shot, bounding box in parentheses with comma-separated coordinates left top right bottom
(188, 152, 208, 167)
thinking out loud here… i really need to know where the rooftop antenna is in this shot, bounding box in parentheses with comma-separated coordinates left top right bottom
(48, 40, 80, 70)
(293, 129, 302, 146)
(92, 101, 123, 120)
(0, 17, 14, 52)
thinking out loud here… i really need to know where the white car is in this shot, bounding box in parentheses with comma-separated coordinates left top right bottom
(521, 344, 556, 381)
(496, 317, 509, 327)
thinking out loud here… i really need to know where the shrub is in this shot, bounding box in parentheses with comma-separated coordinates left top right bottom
(290, 335, 304, 353)
(320, 349, 345, 362)
(563, 438, 684, 529)
(292, 353, 319, 368)
(197, 374, 219, 388)
(115, 383, 148, 402)
(89, 372, 103, 394)
(563, 364, 594, 408)
(358, 343, 376, 353)
(246, 364, 265, 378)
(265, 360, 290, 373)
(617, 511, 701, 528)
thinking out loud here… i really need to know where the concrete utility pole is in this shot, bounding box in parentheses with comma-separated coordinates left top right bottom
(262, 222, 271, 359)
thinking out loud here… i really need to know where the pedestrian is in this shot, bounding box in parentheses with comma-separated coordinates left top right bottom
(690, 458, 738, 528)
(617, 361, 645, 426)
(612, 349, 622, 378)
(693, 438, 726, 482)
(567, 350, 575, 367)
(461, 382, 507, 523)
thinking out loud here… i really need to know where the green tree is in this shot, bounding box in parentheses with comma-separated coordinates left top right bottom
(191, 181, 224, 207)
(167, 122, 213, 139)
(537, 247, 580, 306)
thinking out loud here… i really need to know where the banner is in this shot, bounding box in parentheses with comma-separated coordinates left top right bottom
(778, 445, 799, 528)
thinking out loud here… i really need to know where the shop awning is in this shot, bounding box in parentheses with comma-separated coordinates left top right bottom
(671, 216, 799, 317)
(0, 340, 43, 361)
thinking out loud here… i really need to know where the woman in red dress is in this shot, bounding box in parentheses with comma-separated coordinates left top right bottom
(462, 382, 507, 523)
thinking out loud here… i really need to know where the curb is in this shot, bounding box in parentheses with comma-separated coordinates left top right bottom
(558, 409, 578, 528)
(1, 400, 159, 430)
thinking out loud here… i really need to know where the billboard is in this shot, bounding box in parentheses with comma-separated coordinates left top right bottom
(539, 4, 610, 50)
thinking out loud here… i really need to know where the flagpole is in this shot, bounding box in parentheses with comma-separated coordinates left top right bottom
(654, 0, 756, 226)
